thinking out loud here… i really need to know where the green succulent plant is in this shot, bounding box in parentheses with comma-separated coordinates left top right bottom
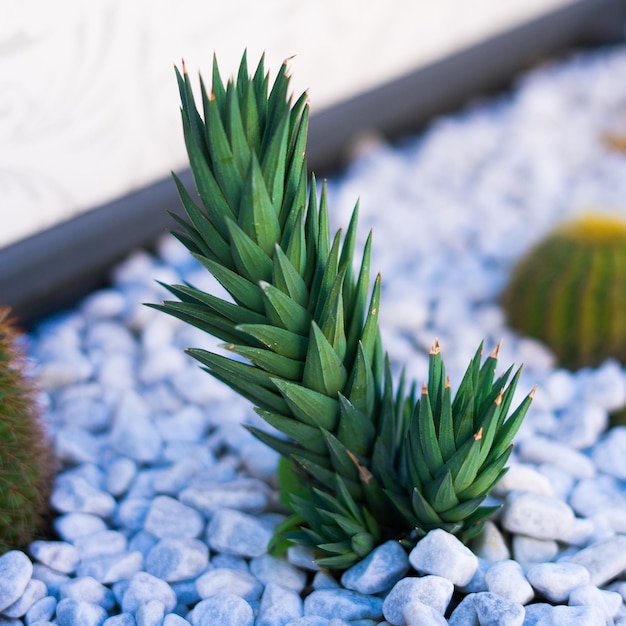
(502, 213, 626, 369)
(0, 307, 55, 553)
(153, 52, 534, 568)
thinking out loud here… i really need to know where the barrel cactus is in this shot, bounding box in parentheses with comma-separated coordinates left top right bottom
(502, 213, 626, 369)
(153, 53, 535, 569)
(0, 307, 55, 553)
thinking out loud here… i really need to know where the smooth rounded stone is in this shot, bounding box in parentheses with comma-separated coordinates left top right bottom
(162, 443, 218, 470)
(143, 496, 204, 539)
(402, 600, 448, 625)
(607, 580, 626, 602)
(0, 551, 34, 612)
(526, 562, 590, 602)
(206, 554, 248, 572)
(238, 439, 280, 483)
(459, 557, 490, 594)
(287, 545, 321, 572)
(97, 353, 137, 391)
(521, 602, 553, 625)
(140, 383, 183, 416)
(256, 582, 303, 626)
(29, 541, 80, 575)
(140, 313, 178, 352)
(152, 459, 202, 496)
(304, 589, 383, 621)
(25, 595, 57, 624)
(55, 426, 106, 464)
(50, 475, 117, 517)
(593, 507, 626, 534)
(54, 512, 108, 542)
(60, 576, 116, 611)
(569, 535, 626, 586)
(113, 249, 159, 285)
(552, 403, 607, 450)
(37, 352, 93, 390)
(534, 463, 575, 501)
(568, 584, 623, 621)
(569, 475, 626, 518)
(81, 290, 127, 321)
(163, 614, 191, 626)
(1, 579, 47, 618)
(135, 599, 165, 626)
(154, 406, 208, 442)
(179, 478, 270, 516)
(84, 321, 136, 355)
(500, 491, 575, 540)
(145, 538, 209, 582)
(283, 618, 328, 626)
(56, 384, 114, 432)
(55, 598, 108, 626)
(139, 346, 187, 384)
(31, 563, 70, 597)
(408, 529, 478, 586)
(121, 572, 177, 614)
(472, 592, 524, 626)
(448, 593, 478, 626)
(103, 615, 137, 626)
(340, 540, 410, 595)
(190, 593, 254, 626)
(312, 571, 341, 590)
(170, 365, 227, 405)
(382, 577, 454, 625)
(543, 604, 605, 625)
(195, 568, 263, 602)
(580, 359, 626, 411)
(249, 554, 307, 593)
(116, 497, 152, 531)
(110, 392, 163, 462)
(74, 530, 128, 560)
(156, 234, 195, 269)
(484, 560, 534, 605)
(77, 551, 143, 584)
(492, 464, 554, 497)
(62, 463, 108, 490)
(206, 509, 274, 558)
(517, 436, 595, 479)
(511, 536, 558, 564)
(470, 521, 511, 563)
(169, 578, 202, 607)
(124, 470, 160, 500)
(592, 427, 626, 480)
(105, 457, 138, 497)
(558, 517, 595, 547)
(542, 369, 576, 410)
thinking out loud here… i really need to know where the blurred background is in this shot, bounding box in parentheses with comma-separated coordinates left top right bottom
(1, 0, 575, 248)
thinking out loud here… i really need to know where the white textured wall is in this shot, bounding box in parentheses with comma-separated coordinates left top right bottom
(1, 0, 571, 247)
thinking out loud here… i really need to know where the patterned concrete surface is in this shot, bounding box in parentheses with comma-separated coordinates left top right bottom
(1, 0, 570, 247)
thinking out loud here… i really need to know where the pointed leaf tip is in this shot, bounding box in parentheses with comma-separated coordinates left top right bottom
(490, 340, 502, 358)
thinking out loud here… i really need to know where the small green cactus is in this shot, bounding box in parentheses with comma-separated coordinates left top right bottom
(0, 307, 55, 553)
(502, 213, 626, 369)
(153, 53, 535, 569)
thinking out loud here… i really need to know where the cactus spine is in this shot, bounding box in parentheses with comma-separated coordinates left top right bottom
(0, 307, 55, 553)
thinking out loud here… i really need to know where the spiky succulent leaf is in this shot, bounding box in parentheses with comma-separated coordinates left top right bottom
(156, 52, 535, 569)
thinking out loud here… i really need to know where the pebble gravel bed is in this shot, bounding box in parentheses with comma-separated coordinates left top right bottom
(3, 44, 626, 625)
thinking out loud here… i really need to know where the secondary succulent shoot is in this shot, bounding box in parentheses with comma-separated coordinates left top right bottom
(502, 213, 626, 369)
(0, 307, 55, 553)
(153, 53, 534, 568)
